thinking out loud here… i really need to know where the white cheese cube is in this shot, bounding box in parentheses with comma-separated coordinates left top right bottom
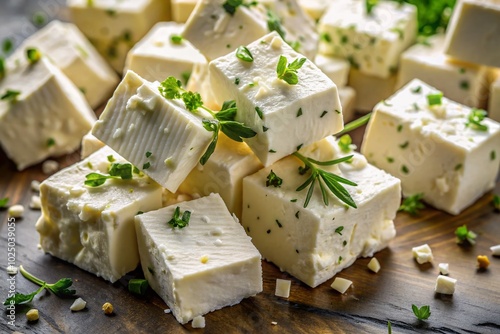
(444, 0, 500, 68)
(397, 34, 493, 109)
(209, 32, 343, 167)
(439, 263, 449, 275)
(135, 193, 262, 324)
(488, 77, 500, 122)
(36, 146, 163, 282)
(318, 0, 417, 78)
(10, 20, 119, 108)
(275, 279, 291, 298)
(67, 0, 170, 72)
(330, 277, 352, 294)
(178, 133, 263, 218)
(186, 62, 220, 111)
(435, 275, 457, 295)
(361, 79, 500, 215)
(338, 86, 356, 122)
(490, 245, 500, 256)
(191, 315, 206, 329)
(242, 137, 400, 287)
(298, 0, 333, 20)
(92, 70, 213, 193)
(124, 22, 207, 83)
(0, 57, 95, 170)
(348, 68, 397, 112)
(81, 131, 105, 159)
(314, 54, 350, 88)
(367, 257, 380, 273)
(412, 244, 433, 264)
(8, 205, 24, 219)
(172, 0, 198, 22)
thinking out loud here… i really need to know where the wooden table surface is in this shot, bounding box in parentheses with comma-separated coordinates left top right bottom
(1, 125, 499, 334)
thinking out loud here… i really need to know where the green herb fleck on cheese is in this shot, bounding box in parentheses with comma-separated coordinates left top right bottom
(460, 80, 469, 90)
(397, 124, 403, 132)
(255, 106, 264, 119)
(296, 108, 303, 117)
(426, 92, 443, 106)
(290, 199, 297, 203)
(143, 162, 151, 170)
(399, 141, 409, 149)
(276, 55, 306, 85)
(401, 165, 409, 174)
(276, 220, 282, 228)
(145, 151, 152, 158)
(399, 193, 425, 216)
(454, 163, 462, 171)
(320, 110, 328, 118)
(2, 39, 13, 54)
(335, 226, 344, 235)
(411, 86, 422, 94)
(234, 77, 240, 85)
(32, 12, 47, 26)
(181, 71, 191, 86)
(106, 9, 117, 17)
(235, 45, 253, 62)
(0, 57, 5, 79)
(338, 134, 353, 153)
(46, 138, 56, 148)
(269, 149, 276, 153)
(263, 126, 269, 132)
(0, 89, 21, 103)
(466, 108, 488, 131)
(107, 155, 115, 163)
(167, 206, 191, 229)
(365, 0, 379, 15)
(170, 34, 183, 44)
(26, 48, 41, 64)
(387, 157, 394, 163)
(266, 170, 283, 187)
(491, 150, 496, 161)
(320, 32, 331, 43)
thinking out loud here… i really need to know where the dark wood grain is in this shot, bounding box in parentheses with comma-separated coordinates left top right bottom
(1, 124, 499, 334)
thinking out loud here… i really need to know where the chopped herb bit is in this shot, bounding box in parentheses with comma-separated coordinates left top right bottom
(459, 68, 466, 74)
(133, 166, 141, 174)
(0, 197, 9, 208)
(413, 103, 420, 111)
(276, 220, 282, 228)
(128, 279, 149, 296)
(106, 8, 117, 16)
(365, 0, 379, 15)
(297, 108, 303, 117)
(46, 138, 55, 147)
(290, 199, 297, 202)
(343, 240, 347, 247)
(399, 141, 409, 149)
(388, 321, 392, 334)
(107, 155, 115, 163)
(84, 163, 133, 187)
(2, 38, 13, 54)
(267, 10, 286, 40)
(263, 126, 269, 132)
(234, 77, 240, 85)
(181, 71, 191, 86)
(491, 150, 496, 161)
(338, 134, 353, 153)
(454, 163, 462, 171)
(87, 162, 93, 169)
(143, 162, 151, 170)
(255, 106, 264, 119)
(455, 225, 477, 245)
(32, 12, 47, 26)
(399, 193, 425, 216)
(426, 92, 443, 106)
(466, 108, 488, 131)
(276, 55, 306, 85)
(267, 229, 271, 234)
(412, 304, 431, 320)
(170, 34, 183, 44)
(460, 80, 469, 90)
(340, 35, 349, 44)
(123, 31, 132, 42)
(335, 226, 344, 235)
(347, 56, 359, 69)
(148, 267, 155, 275)
(137, 211, 144, 215)
(401, 165, 409, 174)
(387, 157, 394, 163)
(335, 109, 341, 114)
(296, 143, 303, 151)
(145, 151, 152, 158)
(493, 195, 500, 211)
(167, 206, 191, 228)
(320, 32, 331, 43)
(397, 124, 403, 132)
(269, 149, 276, 153)
(1, 89, 21, 102)
(338, 256, 343, 263)
(411, 86, 422, 94)
(0, 57, 5, 79)
(266, 170, 283, 187)
(320, 110, 328, 118)
(235, 45, 253, 62)
(26, 48, 41, 64)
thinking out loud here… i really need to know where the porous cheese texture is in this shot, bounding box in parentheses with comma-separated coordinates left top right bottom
(81, 131, 105, 159)
(275, 279, 291, 298)
(0, 57, 95, 170)
(209, 32, 343, 167)
(10, 20, 118, 108)
(330, 277, 352, 294)
(177, 133, 263, 219)
(444, 0, 500, 68)
(67, 0, 170, 71)
(135, 193, 262, 324)
(348, 67, 397, 113)
(92, 70, 213, 193)
(124, 22, 207, 83)
(314, 54, 350, 88)
(318, 0, 417, 78)
(172, 0, 198, 22)
(412, 244, 433, 264)
(36, 146, 163, 282)
(489, 77, 500, 122)
(397, 34, 493, 109)
(361, 79, 500, 215)
(435, 275, 456, 295)
(242, 137, 400, 287)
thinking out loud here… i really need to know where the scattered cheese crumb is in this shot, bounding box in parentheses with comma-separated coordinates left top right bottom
(275, 279, 291, 298)
(70, 298, 87, 311)
(412, 244, 433, 264)
(164, 309, 171, 314)
(271, 321, 278, 326)
(330, 277, 353, 294)
(6, 265, 18, 275)
(102, 302, 114, 315)
(490, 245, 500, 256)
(8, 204, 24, 218)
(30, 195, 41, 209)
(31, 180, 40, 192)
(438, 263, 449, 275)
(192, 315, 205, 329)
(42, 160, 59, 174)
(367, 257, 381, 273)
(435, 275, 456, 295)
(477, 255, 490, 269)
(26, 309, 39, 322)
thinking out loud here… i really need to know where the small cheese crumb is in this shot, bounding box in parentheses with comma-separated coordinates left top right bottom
(112, 128, 123, 139)
(490, 245, 500, 256)
(164, 309, 171, 314)
(102, 302, 114, 315)
(477, 255, 490, 269)
(412, 244, 433, 264)
(30, 195, 41, 209)
(271, 321, 278, 325)
(31, 180, 40, 192)
(26, 309, 39, 321)
(200, 255, 209, 264)
(8, 204, 24, 218)
(275, 279, 291, 298)
(438, 263, 449, 275)
(367, 257, 381, 273)
(330, 277, 353, 294)
(435, 275, 456, 295)
(6, 265, 18, 275)
(192, 315, 205, 328)
(70, 298, 87, 311)
(42, 160, 59, 174)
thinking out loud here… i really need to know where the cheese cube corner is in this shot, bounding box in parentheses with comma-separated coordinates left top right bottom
(172, 0, 198, 22)
(135, 193, 262, 324)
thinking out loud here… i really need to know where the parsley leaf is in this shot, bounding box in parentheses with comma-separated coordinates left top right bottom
(398, 193, 425, 216)
(276, 55, 306, 85)
(158, 77, 182, 99)
(4, 285, 45, 306)
(84, 163, 133, 187)
(182, 91, 203, 112)
(426, 92, 443, 106)
(338, 134, 353, 153)
(455, 225, 477, 245)
(167, 206, 191, 228)
(267, 10, 286, 40)
(465, 108, 488, 132)
(170, 34, 183, 44)
(0, 197, 9, 208)
(366, 0, 379, 15)
(412, 304, 431, 320)
(222, 0, 257, 15)
(266, 170, 283, 187)
(235, 45, 254, 62)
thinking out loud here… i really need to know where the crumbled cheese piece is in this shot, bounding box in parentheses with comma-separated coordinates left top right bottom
(26, 309, 39, 322)
(412, 244, 433, 264)
(31, 180, 41, 192)
(477, 255, 490, 269)
(367, 257, 381, 273)
(102, 302, 114, 315)
(8, 205, 24, 218)
(275, 279, 291, 298)
(438, 263, 449, 275)
(164, 309, 171, 314)
(70, 298, 87, 311)
(435, 275, 456, 295)
(271, 321, 278, 326)
(330, 277, 352, 294)
(192, 315, 205, 329)
(6, 265, 18, 275)
(42, 160, 59, 175)
(30, 195, 41, 210)
(491, 245, 500, 256)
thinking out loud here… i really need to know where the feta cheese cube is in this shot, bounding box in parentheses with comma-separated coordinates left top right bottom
(178, 133, 263, 218)
(412, 244, 433, 264)
(36, 146, 163, 282)
(488, 76, 500, 122)
(367, 257, 381, 273)
(209, 32, 343, 167)
(0, 57, 95, 170)
(435, 275, 456, 295)
(361, 79, 500, 215)
(92, 70, 213, 193)
(397, 34, 493, 109)
(81, 131, 105, 159)
(444, 0, 500, 68)
(314, 54, 350, 88)
(124, 22, 207, 83)
(186, 62, 220, 110)
(318, 0, 417, 78)
(275, 279, 291, 298)
(135, 193, 262, 324)
(348, 68, 397, 112)
(330, 277, 352, 294)
(10, 20, 119, 108)
(439, 263, 449, 275)
(172, 0, 198, 22)
(242, 137, 400, 287)
(70, 298, 87, 312)
(67, 0, 170, 71)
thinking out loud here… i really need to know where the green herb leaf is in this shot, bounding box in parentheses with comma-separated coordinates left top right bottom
(3, 285, 45, 306)
(167, 206, 191, 228)
(46, 138, 56, 147)
(399, 193, 425, 216)
(412, 304, 431, 320)
(181, 71, 191, 86)
(266, 170, 283, 187)
(427, 91, 443, 106)
(0, 197, 9, 208)
(109, 162, 133, 179)
(338, 134, 353, 153)
(365, 0, 379, 15)
(158, 76, 182, 99)
(276, 55, 306, 85)
(170, 34, 183, 44)
(335, 226, 344, 235)
(200, 119, 220, 165)
(32, 12, 47, 26)
(465, 108, 488, 132)
(26, 48, 41, 64)
(493, 195, 500, 211)
(2, 39, 13, 54)
(388, 321, 392, 334)
(84, 173, 110, 187)
(128, 279, 149, 296)
(223, 0, 243, 15)
(1, 89, 21, 103)
(235, 45, 253, 62)
(455, 224, 477, 245)
(216, 100, 237, 121)
(267, 10, 286, 40)
(220, 120, 256, 142)
(182, 91, 203, 112)
(0, 57, 5, 79)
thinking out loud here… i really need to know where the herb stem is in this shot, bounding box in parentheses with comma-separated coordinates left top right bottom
(20, 265, 45, 287)
(335, 113, 371, 137)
